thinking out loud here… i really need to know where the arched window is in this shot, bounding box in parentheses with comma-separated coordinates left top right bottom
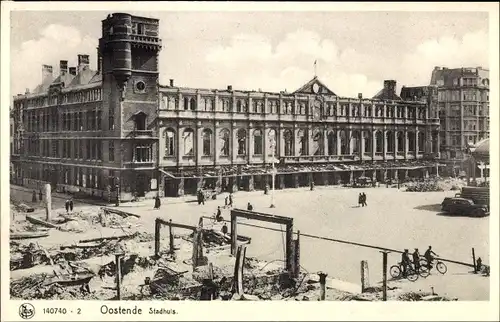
(328, 131, 336, 155)
(268, 128, 278, 156)
(297, 129, 307, 155)
(237, 129, 246, 155)
(339, 130, 348, 154)
(202, 129, 212, 156)
(312, 128, 323, 155)
(284, 129, 293, 156)
(183, 128, 194, 156)
(432, 131, 439, 153)
(134, 111, 147, 131)
(364, 105, 372, 117)
(219, 129, 230, 156)
(164, 128, 175, 156)
(418, 132, 425, 152)
(190, 98, 196, 111)
(386, 131, 394, 153)
(253, 129, 263, 155)
(184, 97, 189, 110)
(375, 131, 383, 153)
(351, 130, 360, 154)
(363, 130, 371, 153)
(376, 106, 383, 117)
(397, 132, 404, 152)
(408, 131, 416, 152)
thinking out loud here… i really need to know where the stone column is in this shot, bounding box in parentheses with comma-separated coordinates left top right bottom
(177, 178, 184, 197)
(415, 130, 419, 156)
(404, 130, 409, 160)
(214, 125, 219, 165)
(196, 123, 202, 166)
(371, 130, 376, 159)
(293, 173, 300, 188)
(349, 171, 354, 184)
(383, 169, 388, 182)
(360, 130, 365, 161)
(278, 174, 285, 190)
(348, 129, 353, 155)
(232, 124, 238, 163)
(383, 129, 387, 161)
(247, 175, 254, 191)
(197, 177, 204, 191)
(308, 126, 314, 156)
(393, 169, 399, 182)
(263, 126, 268, 164)
(323, 129, 328, 157)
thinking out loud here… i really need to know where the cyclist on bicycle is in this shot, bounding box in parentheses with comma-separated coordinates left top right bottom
(424, 246, 438, 269)
(401, 249, 411, 276)
(412, 248, 420, 271)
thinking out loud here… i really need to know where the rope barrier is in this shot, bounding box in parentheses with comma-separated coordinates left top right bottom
(208, 216, 476, 268)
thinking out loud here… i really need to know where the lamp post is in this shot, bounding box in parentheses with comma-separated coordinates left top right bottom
(269, 130, 276, 208)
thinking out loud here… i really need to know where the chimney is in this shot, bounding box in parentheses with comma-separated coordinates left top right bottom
(77, 54, 90, 72)
(169, 79, 174, 87)
(384, 80, 396, 95)
(60, 60, 68, 76)
(42, 64, 53, 81)
(25, 88, 30, 94)
(69, 67, 77, 76)
(358, 93, 362, 99)
(227, 85, 233, 91)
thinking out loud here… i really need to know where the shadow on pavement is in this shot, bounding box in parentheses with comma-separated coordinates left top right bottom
(413, 204, 442, 212)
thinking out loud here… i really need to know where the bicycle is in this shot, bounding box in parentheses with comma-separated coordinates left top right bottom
(389, 262, 419, 282)
(419, 257, 447, 275)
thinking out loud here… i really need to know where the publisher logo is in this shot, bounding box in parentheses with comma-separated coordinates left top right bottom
(19, 303, 35, 320)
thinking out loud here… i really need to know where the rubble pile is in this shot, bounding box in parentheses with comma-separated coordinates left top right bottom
(404, 177, 465, 192)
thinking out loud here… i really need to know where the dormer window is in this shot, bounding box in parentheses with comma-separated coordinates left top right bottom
(133, 111, 147, 131)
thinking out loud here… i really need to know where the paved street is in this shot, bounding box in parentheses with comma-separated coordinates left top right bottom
(10, 184, 490, 300)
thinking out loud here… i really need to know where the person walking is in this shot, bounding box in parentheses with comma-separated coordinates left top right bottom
(154, 195, 161, 209)
(69, 198, 74, 212)
(32, 190, 37, 203)
(224, 196, 228, 208)
(65, 199, 70, 213)
(362, 192, 368, 207)
(228, 193, 233, 207)
(38, 189, 43, 202)
(358, 193, 363, 207)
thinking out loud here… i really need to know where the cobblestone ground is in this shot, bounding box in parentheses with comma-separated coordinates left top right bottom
(10, 184, 490, 300)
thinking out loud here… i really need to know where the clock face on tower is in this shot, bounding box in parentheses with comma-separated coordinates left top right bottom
(312, 83, 320, 94)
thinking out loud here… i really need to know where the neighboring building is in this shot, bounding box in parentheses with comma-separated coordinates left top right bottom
(10, 12, 441, 201)
(431, 67, 489, 160)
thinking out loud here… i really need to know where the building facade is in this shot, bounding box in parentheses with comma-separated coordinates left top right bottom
(10, 12, 441, 201)
(11, 13, 162, 201)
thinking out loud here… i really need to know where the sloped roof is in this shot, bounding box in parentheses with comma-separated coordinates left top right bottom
(69, 68, 98, 87)
(372, 88, 402, 101)
(471, 138, 489, 161)
(293, 76, 337, 96)
(33, 75, 55, 94)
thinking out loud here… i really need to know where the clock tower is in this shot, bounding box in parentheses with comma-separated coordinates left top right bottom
(99, 13, 162, 199)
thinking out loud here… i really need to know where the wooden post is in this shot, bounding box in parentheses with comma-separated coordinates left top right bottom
(168, 220, 174, 253)
(361, 260, 369, 293)
(472, 248, 477, 274)
(285, 222, 294, 272)
(318, 272, 327, 301)
(381, 251, 389, 301)
(230, 212, 237, 256)
(154, 218, 161, 258)
(44, 184, 52, 221)
(115, 253, 122, 300)
(293, 230, 301, 278)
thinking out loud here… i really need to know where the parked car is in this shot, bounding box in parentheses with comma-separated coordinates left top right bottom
(441, 197, 489, 217)
(353, 176, 373, 188)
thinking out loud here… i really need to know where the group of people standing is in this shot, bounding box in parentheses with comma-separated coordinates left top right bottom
(358, 192, 368, 207)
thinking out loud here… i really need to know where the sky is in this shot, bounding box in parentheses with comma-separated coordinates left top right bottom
(10, 10, 489, 98)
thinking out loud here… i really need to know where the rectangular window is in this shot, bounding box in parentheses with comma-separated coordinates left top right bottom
(109, 141, 115, 162)
(134, 145, 152, 162)
(109, 109, 115, 130)
(97, 110, 102, 130)
(86, 140, 90, 160)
